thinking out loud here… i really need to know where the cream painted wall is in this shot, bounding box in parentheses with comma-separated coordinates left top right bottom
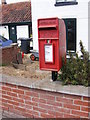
(31, 0, 89, 55)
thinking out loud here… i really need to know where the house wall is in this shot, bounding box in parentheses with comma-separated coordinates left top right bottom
(31, 0, 89, 55)
(0, 25, 29, 41)
(0, 26, 9, 39)
(1, 82, 89, 118)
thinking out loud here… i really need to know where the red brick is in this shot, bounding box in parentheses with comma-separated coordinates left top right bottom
(53, 106, 70, 114)
(0, 92, 2, 96)
(39, 103, 53, 110)
(33, 106, 47, 113)
(25, 91, 31, 96)
(55, 111, 63, 118)
(33, 115, 41, 118)
(64, 103, 80, 110)
(2, 94, 12, 100)
(74, 100, 89, 106)
(48, 109, 56, 115)
(25, 104, 32, 110)
(7, 100, 19, 106)
(40, 113, 55, 118)
(11, 108, 24, 116)
(26, 109, 39, 116)
(39, 94, 55, 101)
(35, 89, 47, 94)
(83, 97, 90, 101)
(48, 108, 70, 116)
(2, 86, 11, 91)
(72, 110, 89, 117)
(47, 100, 62, 107)
(0, 105, 2, 109)
(7, 91, 17, 97)
(49, 92, 63, 98)
(14, 106, 26, 112)
(89, 107, 90, 112)
(5, 83, 17, 88)
(32, 97, 46, 104)
(25, 101, 38, 106)
(18, 86, 32, 92)
(64, 94, 82, 100)
(12, 89, 24, 94)
(81, 106, 89, 112)
(64, 113, 80, 118)
(22, 112, 34, 118)
(25, 91, 39, 97)
(0, 89, 1, 93)
(2, 98, 7, 103)
(18, 94, 31, 100)
(18, 86, 26, 90)
(3, 102, 13, 111)
(0, 100, 2, 105)
(56, 96, 73, 104)
(2, 90, 6, 94)
(19, 103, 32, 111)
(12, 97, 24, 103)
(19, 103, 26, 108)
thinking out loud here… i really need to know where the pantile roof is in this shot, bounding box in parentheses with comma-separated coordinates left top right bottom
(0, 2, 31, 24)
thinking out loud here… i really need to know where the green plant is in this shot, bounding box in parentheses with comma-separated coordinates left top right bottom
(58, 40, 90, 87)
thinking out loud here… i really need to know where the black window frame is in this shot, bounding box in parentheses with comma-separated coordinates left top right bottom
(63, 18, 77, 53)
(55, 0, 78, 6)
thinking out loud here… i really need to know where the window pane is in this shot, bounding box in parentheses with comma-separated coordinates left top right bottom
(64, 19, 76, 52)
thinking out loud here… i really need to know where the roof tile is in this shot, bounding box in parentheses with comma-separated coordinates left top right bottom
(0, 2, 31, 24)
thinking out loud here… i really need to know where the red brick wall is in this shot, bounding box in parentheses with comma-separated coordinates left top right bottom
(0, 44, 18, 65)
(1, 83, 90, 118)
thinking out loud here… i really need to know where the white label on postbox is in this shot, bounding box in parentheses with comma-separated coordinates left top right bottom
(45, 44, 53, 62)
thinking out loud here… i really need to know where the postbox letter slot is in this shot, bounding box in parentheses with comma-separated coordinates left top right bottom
(38, 25, 57, 29)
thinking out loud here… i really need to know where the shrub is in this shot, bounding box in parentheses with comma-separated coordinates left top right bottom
(58, 41, 90, 87)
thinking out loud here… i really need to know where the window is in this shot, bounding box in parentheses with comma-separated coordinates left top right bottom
(55, 0, 78, 6)
(0, 35, 7, 42)
(63, 18, 76, 52)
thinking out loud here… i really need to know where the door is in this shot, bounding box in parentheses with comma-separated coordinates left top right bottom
(9, 26, 17, 43)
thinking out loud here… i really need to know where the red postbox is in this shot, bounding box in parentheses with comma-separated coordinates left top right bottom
(38, 17, 66, 72)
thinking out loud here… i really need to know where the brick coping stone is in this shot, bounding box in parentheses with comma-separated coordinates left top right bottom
(0, 74, 89, 97)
